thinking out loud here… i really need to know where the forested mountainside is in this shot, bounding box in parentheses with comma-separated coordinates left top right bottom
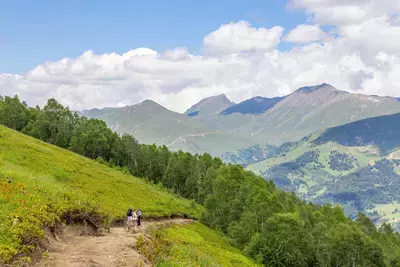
(3, 94, 400, 266)
(245, 114, 400, 229)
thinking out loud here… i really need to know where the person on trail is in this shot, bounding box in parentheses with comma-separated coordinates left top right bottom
(126, 206, 134, 231)
(132, 209, 138, 230)
(136, 208, 142, 227)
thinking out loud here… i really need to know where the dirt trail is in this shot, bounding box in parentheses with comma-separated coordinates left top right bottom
(34, 218, 192, 267)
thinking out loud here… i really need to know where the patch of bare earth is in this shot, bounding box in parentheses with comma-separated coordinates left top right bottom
(33, 218, 192, 267)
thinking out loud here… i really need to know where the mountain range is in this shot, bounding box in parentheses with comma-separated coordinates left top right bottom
(81, 83, 400, 158)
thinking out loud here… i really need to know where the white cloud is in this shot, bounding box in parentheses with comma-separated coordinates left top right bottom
(203, 21, 284, 55)
(288, 0, 400, 25)
(2, 1, 400, 113)
(285, 24, 326, 43)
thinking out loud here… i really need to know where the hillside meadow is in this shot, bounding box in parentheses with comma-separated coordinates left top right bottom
(0, 125, 202, 263)
(138, 222, 260, 266)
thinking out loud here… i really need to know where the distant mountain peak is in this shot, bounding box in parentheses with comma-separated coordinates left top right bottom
(139, 99, 159, 105)
(295, 83, 339, 94)
(220, 96, 285, 115)
(134, 99, 169, 109)
(198, 94, 232, 105)
(184, 94, 234, 116)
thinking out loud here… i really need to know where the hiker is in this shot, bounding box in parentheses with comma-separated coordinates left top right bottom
(126, 206, 134, 231)
(136, 208, 142, 227)
(132, 209, 139, 230)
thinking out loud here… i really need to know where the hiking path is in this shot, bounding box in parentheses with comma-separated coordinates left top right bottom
(34, 218, 192, 267)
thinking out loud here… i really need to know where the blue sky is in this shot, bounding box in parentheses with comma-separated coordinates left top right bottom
(0, 0, 306, 74)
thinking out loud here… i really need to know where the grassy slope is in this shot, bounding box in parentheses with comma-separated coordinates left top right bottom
(368, 203, 400, 226)
(0, 125, 202, 262)
(153, 222, 259, 266)
(247, 137, 380, 175)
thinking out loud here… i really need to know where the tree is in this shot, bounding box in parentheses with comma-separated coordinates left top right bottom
(325, 223, 385, 267)
(71, 118, 115, 160)
(22, 99, 76, 148)
(0, 95, 29, 131)
(163, 151, 192, 195)
(356, 212, 377, 235)
(111, 134, 141, 170)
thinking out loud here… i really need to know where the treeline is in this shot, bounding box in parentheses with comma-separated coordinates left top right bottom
(2, 95, 400, 266)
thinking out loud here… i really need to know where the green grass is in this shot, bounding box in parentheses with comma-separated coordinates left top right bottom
(247, 139, 380, 175)
(368, 203, 400, 226)
(140, 222, 259, 267)
(0, 125, 202, 263)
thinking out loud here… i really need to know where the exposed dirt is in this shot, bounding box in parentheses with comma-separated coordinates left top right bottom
(33, 218, 192, 267)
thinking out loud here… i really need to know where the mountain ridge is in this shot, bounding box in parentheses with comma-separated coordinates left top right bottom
(184, 94, 234, 117)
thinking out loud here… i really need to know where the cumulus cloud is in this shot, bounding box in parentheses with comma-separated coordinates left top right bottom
(2, 1, 400, 113)
(203, 21, 284, 55)
(288, 0, 400, 25)
(285, 24, 326, 43)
